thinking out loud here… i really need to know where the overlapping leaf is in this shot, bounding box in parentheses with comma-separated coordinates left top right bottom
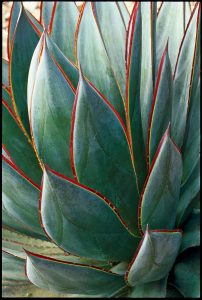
(30, 37, 75, 178)
(2, 101, 42, 185)
(171, 4, 200, 148)
(147, 44, 173, 166)
(156, 2, 191, 73)
(125, 226, 182, 286)
(2, 156, 45, 239)
(40, 1, 54, 28)
(2, 58, 9, 88)
(76, 2, 126, 121)
(72, 71, 139, 235)
(49, 2, 79, 64)
(10, 3, 41, 138)
(126, 3, 147, 191)
(128, 277, 167, 298)
(40, 166, 140, 262)
(25, 251, 126, 296)
(139, 126, 182, 232)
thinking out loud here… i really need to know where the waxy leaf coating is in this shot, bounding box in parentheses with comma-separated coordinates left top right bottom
(26, 251, 126, 296)
(73, 71, 140, 235)
(140, 126, 182, 232)
(125, 227, 182, 286)
(31, 39, 75, 178)
(41, 166, 141, 262)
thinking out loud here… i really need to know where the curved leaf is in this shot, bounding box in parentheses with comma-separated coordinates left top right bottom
(180, 209, 200, 253)
(31, 38, 75, 178)
(25, 251, 126, 296)
(147, 44, 173, 166)
(50, 2, 79, 64)
(7, 1, 21, 58)
(182, 77, 200, 184)
(2, 250, 28, 282)
(45, 34, 79, 89)
(170, 247, 200, 298)
(92, 2, 128, 100)
(177, 157, 200, 226)
(2, 156, 45, 239)
(2, 100, 42, 185)
(72, 72, 139, 235)
(116, 2, 130, 29)
(76, 2, 125, 122)
(10, 4, 40, 138)
(139, 125, 182, 232)
(128, 277, 167, 298)
(41, 166, 140, 262)
(171, 4, 200, 147)
(125, 226, 182, 286)
(40, 1, 54, 28)
(126, 3, 147, 190)
(156, 2, 191, 73)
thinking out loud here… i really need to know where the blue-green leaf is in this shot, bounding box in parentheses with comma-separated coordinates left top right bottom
(72, 71, 139, 235)
(140, 126, 182, 232)
(125, 226, 182, 286)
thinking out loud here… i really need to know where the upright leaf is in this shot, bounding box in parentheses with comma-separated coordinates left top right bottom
(126, 3, 147, 191)
(41, 166, 140, 262)
(10, 5, 40, 138)
(31, 38, 75, 178)
(25, 251, 126, 296)
(156, 2, 191, 73)
(7, 1, 21, 58)
(139, 126, 182, 232)
(2, 87, 12, 110)
(72, 72, 139, 235)
(140, 3, 157, 147)
(171, 4, 200, 147)
(76, 2, 125, 122)
(147, 44, 173, 166)
(125, 226, 182, 286)
(128, 277, 167, 298)
(93, 2, 128, 100)
(50, 2, 79, 64)
(40, 2, 55, 28)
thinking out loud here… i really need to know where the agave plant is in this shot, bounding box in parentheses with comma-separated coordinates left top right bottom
(2, 1, 200, 298)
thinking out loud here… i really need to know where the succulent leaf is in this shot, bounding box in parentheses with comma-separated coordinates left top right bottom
(2, 156, 45, 239)
(40, 166, 141, 262)
(2, 250, 28, 282)
(169, 247, 200, 298)
(171, 4, 200, 147)
(76, 2, 126, 122)
(30, 38, 75, 178)
(156, 2, 191, 73)
(72, 71, 140, 235)
(126, 3, 147, 191)
(25, 251, 126, 296)
(147, 43, 173, 166)
(40, 1, 55, 28)
(2, 86, 13, 111)
(177, 157, 200, 226)
(128, 276, 167, 298)
(140, 2, 157, 147)
(125, 227, 182, 286)
(180, 209, 200, 253)
(2, 101, 42, 185)
(10, 4, 41, 138)
(139, 126, 182, 232)
(49, 2, 79, 64)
